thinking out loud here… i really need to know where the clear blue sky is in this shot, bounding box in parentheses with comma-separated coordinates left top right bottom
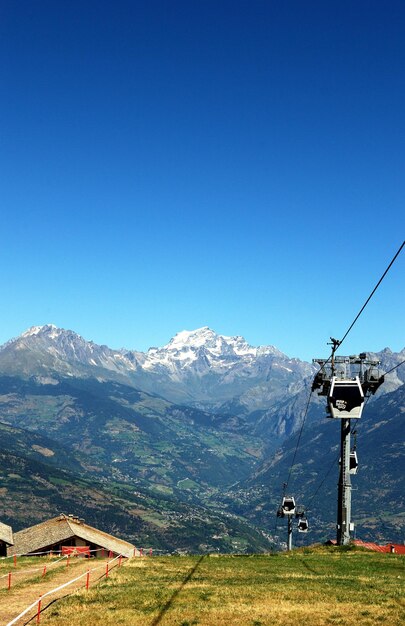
(1, 0, 404, 361)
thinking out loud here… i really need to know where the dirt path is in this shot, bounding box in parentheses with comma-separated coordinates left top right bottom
(0, 558, 114, 625)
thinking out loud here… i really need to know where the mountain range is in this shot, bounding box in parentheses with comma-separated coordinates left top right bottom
(0, 324, 403, 550)
(0, 324, 314, 408)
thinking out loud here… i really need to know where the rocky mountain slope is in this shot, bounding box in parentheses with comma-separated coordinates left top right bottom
(0, 324, 403, 549)
(0, 375, 260, 494)
(222, 384, 405, 545)
(0, 325, 316, 417)
(4, 324, 403, 442)
(0, 422, 272, 554)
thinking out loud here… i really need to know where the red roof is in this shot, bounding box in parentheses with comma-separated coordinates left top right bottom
(353, 540, 405, 554)
(386, 543, 405, 555)
(325, 539, 405, 554)
(353, 540, 387, 552)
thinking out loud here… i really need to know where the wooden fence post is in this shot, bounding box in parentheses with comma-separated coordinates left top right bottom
(36, 595, 42, 624)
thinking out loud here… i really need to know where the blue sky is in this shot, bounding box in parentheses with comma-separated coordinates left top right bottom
(1, 0, 404, 361)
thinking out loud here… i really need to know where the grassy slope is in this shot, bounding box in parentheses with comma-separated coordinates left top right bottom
(0, 556, 94, 625)
(42, 548, 404, 626)
(1, 375, 403, 549)
(225, 385, 405, 545)
(0, 375, 261, 493)
(0, 445, 272, 554)
(0, 377, 274, 554)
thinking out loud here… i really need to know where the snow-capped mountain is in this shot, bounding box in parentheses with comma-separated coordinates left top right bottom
(0, 325, 403, 433)
(129, 327, 316, 415)
(0, 324, 143, 380)
(0, 325, 403, 548)
(141, 327, 284, 372)
(0, 324, 315, 409)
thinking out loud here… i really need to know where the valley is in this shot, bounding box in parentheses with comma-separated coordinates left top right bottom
(0, 325, 403, 552)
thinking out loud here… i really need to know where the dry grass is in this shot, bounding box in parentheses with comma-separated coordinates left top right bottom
(0, 556, 109, 624)
(20, 549, 405, 625)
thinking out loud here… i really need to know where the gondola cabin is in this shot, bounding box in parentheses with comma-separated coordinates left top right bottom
(295, 505, 305, 518)
(328, 376, 364, 419)
(281, 496, 296, 516)
(349, 451, 359, 474)
(298, 517, 309, 533)
(363, 367, 384, 395)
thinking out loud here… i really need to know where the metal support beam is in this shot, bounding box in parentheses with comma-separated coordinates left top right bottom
(337, 418, 352, 545)
(313, 349, 383, 547)
(287, 515, 293, 551)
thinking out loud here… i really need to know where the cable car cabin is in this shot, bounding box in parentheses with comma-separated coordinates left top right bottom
(363, 367, 384, 395)
(349, 451, 359, 474)
(281, 496, 296, 516)
(328, 377, 364, 419)
(298, 517, 309, 533)
(295, 505, 305, 518)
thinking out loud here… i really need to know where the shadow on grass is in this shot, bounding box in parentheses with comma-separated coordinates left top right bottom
(150, 555, 205, 626)
(300, 559, 319, 575)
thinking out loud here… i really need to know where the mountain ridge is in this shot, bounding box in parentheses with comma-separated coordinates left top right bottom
(0, 324, 317, 418)
(1, 324, 403, 430)
(0, 324, 403, 549)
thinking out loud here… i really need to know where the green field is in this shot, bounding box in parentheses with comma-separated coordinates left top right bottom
(42, 547, 404, 625)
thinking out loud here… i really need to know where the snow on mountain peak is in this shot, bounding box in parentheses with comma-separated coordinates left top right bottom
(22, 324, 59, 338)
(146, 327, 283, 365)
(7, 323, 290, 389)
(165, 327, 217, 350)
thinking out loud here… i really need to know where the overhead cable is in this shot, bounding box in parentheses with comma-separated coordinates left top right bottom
(306, 451, 339, 511)
(338, 240, 404, 350)
(276, 239, 404, 520)
(381, 359, 405, 378)
(284, 384, 313, 492)
(306, 359, 402, 510)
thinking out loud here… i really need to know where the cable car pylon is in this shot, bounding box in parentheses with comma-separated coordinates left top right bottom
(313, 342, 384, 545)
(277, 496, 309, 550)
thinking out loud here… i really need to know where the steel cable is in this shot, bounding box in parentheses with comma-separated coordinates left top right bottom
(275, 240, 404, 528)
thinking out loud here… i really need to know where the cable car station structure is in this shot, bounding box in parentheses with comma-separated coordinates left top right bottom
(313, 340, 384, 545)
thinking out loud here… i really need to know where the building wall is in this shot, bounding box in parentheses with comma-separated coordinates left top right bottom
(74, 537, 87, 547)
(0, 541, 9, 557)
